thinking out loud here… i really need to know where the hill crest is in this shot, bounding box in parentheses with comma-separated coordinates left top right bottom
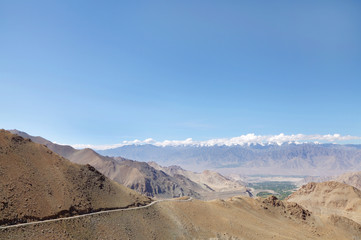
(0, 130, 150, 226)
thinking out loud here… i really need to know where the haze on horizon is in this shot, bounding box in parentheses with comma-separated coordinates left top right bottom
(1, 1, 361, 145)
(71, 133, 361, 150)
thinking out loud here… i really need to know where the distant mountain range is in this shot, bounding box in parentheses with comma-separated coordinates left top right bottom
(98, 143, 361, 176)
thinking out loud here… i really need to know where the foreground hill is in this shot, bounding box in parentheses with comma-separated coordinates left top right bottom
(0, 130, 150, 226)
(2, 195, 360, 240)
(9, 130, 207, 198)
(287, 181, 361, 224)
(99, 143, 361, 175)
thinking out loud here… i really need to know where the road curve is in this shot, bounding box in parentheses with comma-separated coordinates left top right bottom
(0, 197, 192, 230)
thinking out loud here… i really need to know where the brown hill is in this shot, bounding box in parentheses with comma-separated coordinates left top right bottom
(287, 181, 361, 224)
(0, 130, 150, 226)
(149, 162, 249, 199)
(9, 130, 204, 198)
(111, 158, 205, 198)
(2, 195, 360, 240)
(9, 130, 123, 168)
(149, 162, 246, 191)
(335, 171, 361, 190)
(2, 130, 361, 239)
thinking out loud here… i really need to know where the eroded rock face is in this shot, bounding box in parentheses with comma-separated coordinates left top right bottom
(11, 135, 25, 143)
(287, 181, 361, 224)
(261, 196, 311, 221)
(263, 195, 283, 207)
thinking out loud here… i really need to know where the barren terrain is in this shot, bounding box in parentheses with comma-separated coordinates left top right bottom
(0, 130, 150, 226)
(2, 195, 360, 240)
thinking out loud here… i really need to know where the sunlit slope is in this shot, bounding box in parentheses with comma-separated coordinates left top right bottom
(2, 195, 360, 240)
(0, 130, 150, 225)
(287, 181, 361, 224)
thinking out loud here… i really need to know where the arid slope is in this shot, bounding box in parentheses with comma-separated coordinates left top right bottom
(287, 181, 361, 224)
(2, 195, 360, 240)
(149, 162, 245, 191)
(110, 158, 205, 198)
(0, 130, 150, 225)
(9, 130, 204, 198)
(335, 171, 361, 190)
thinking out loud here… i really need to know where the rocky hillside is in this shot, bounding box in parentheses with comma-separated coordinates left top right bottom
(110, 158, 206, 198)
(9, 130, 123, 168)
(9, 130, 206, 198)
(287, 181, 361, 224)
(2, 194, 360, 240)
(335, 171, 361, 190)
(149, 162, 245, 192)
(0, 130, 151, 226)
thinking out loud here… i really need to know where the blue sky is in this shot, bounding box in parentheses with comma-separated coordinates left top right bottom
(1, 0, 361, 145)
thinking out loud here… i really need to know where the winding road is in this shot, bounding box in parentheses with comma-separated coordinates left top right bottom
(0, 197, 192, 230)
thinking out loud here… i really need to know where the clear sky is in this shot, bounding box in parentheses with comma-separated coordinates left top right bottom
(1, 0, 361, 145)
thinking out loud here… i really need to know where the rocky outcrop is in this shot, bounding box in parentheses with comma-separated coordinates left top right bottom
(261, 196, 311, 221)
(287, 181, 361, 224)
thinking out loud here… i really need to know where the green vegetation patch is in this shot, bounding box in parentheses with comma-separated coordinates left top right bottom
(256, 192, 273, 198)
(249, 181, 297, 200)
